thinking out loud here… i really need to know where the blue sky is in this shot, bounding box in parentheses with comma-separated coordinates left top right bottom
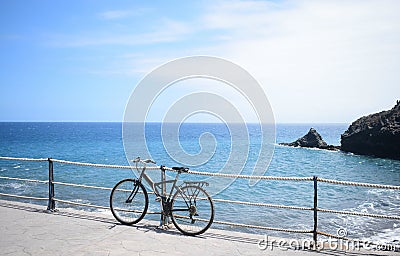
(1, 0, 399, 123)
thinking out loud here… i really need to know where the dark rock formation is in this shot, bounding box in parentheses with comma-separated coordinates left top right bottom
(280, 128, 340, 150)
(341, 101, 400, 160)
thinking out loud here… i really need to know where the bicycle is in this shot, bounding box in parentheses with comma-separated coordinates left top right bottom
(110, 157, 214, 236)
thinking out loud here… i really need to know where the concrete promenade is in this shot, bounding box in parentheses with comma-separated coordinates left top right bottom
(0, 200, 397, 256)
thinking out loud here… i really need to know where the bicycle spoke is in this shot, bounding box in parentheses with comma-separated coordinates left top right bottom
(110, 179, 148, 225)
(171, 185, 214, 236)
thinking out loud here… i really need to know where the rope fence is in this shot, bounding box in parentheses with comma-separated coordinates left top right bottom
(0, 176, 48, 184)
(317, 208, 400, 220)
(53, 181, 112, 191)
(51, 158, 135, 170)
(0, 156, 48, 162)
(54, 198, 110, 210)
(0, 192, 48, 201)
(0, 156, 399, 245)
(50, 158, 314, 181)
(213, 220, 313, 234)
(317, 177, 400, 190)
(212, 198, 313, 211)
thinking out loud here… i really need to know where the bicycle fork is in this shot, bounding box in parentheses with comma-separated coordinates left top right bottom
(126, 180, 140, 203)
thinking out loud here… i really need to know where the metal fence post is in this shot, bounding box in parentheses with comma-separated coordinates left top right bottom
(313, 175, 318, 249)
(160, 165, 167, 226)
(47, 158, 55, 211)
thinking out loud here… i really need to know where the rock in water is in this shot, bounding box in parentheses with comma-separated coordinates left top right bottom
(280, 128, 339, 150)
(341, 101, 400, 160)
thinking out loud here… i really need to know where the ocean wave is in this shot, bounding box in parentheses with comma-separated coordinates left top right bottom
(275, 144, 339, 153)
(0, 183, 26, 189)
(366, 226, 400, 245)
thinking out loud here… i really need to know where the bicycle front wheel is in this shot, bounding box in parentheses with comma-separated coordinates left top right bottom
(110, 179, 148, 225)
(171, 185, 214, 236)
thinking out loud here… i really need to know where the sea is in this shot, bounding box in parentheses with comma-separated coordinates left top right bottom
(0, 122, 399, 243)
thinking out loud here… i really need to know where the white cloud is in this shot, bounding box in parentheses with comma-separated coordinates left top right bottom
(99, 10, 133, 19)
(48, 0, 400, 122)
(98, 8, 150, 20)
(88, 56, 174, 76)
(47, 18, 192, 47)
(196, 0, 400, 122)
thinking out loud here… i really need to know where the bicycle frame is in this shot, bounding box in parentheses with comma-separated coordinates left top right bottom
(134, 162, 181, 199)
(133, 159, 190, 226)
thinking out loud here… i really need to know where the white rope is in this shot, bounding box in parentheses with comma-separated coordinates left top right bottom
(213, 219, 313, 234)
(53, 181, 155, 194)
(54, 198, 160, 215)
(55, 197, 311, 234)
(317, 231, 369, 243)
(49, 159, 313, 181)
(0, 156, 47, 162)
(0, 176, 48, 184)
(317, 177, 400, 190)
(164, 167, 313, 181)
(2, 157, 399, 188)
(213, 198, 313, 211)
(318, 231, 400, 249)
(51, 159, 159, 170)
(318, 208, 400, 220)
(54, 198, 110, 210)
(53, 182, 112, 191)
(0, 192, 48, 201)
(172, 214, 312, 233)
(2, 156, 400, 232)
(317, 231, 350, 240)
(51, 159, 132, 169)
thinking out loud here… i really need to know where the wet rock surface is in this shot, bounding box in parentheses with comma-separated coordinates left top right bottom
(341, 101, 400, 160)
(279, 128, 340, 151)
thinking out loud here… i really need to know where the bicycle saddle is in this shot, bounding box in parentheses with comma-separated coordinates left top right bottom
(172, 167, 189, 172)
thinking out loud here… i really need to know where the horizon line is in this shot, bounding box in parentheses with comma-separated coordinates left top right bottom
(0, 121, 351, 125)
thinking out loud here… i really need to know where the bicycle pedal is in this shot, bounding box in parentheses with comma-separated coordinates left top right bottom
(155, 197, 161, 202)
(156, 224, 171, 230)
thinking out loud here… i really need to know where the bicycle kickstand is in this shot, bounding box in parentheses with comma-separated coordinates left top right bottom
(157, 211, 172, 230)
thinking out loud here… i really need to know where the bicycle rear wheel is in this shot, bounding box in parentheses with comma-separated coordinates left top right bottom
(110, 179, 148, 225)
(171, 185, 214, 236)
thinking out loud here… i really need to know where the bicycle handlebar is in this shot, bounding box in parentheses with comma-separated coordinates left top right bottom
(131, 157, 156, 165)
(172, 166, 189, 172)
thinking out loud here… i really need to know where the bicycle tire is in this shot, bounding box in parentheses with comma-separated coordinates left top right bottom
(171, 185, 214, 236)
(110, 179, 148, 225)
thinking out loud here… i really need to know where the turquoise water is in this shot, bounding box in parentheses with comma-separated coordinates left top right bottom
(0, 122, 399, 242)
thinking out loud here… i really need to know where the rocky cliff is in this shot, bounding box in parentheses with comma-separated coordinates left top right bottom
(341, 101, 400, 160)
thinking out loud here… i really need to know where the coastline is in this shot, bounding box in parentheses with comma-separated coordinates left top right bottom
(0, 123, 398, 243)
